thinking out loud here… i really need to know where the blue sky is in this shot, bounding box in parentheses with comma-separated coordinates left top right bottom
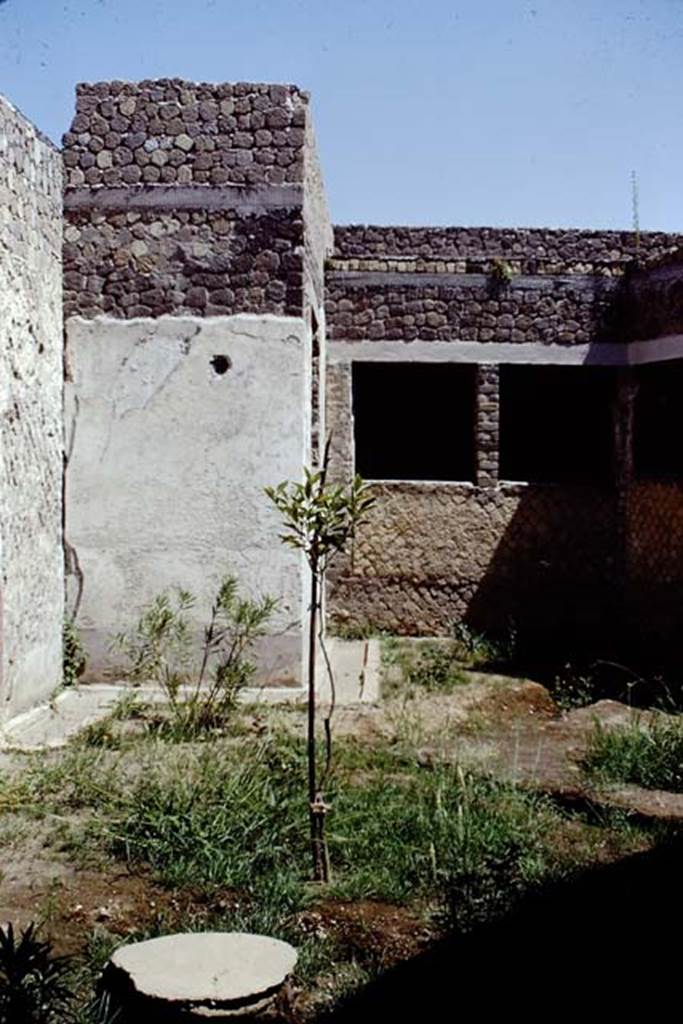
(1, 0, 681, 231)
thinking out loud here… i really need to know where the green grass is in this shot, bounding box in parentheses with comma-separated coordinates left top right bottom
(327, 762, 557, 930)
(11, 726, 566, 935)
(0, 708, 664, 1020)
(382, 624, 515, 697)
(583, 717, 683, 793)
(105, 738, 308, 897)
(407, 644, 469, 693)
(51, 731, 560, 935)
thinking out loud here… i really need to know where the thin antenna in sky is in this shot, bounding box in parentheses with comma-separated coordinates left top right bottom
(631, 169, 641, 250)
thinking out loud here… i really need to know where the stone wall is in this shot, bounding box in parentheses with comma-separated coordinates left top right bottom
(619, 482, 683, 650)
(327, 482, 620, 640)
(333, 225, 683, 267)
(62, 79, 335, 686)
(327, 227, 683, 349)
(62, 80, 332, 323)
(0, 97, 63, 721)
(626, 481, 683, 588)
(303, 120, 333, 314)
(626, 254, 683, 343)
(476, 364, 499, 486)
(326, 270, 622, 345)
(324, 297, 683, 651)
(63, 79, 308, 189)
(63, 205, 304, 319)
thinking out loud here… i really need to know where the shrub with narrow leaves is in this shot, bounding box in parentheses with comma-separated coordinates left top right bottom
(0, 922, 72, 1024)
(115, 575, 276, 738)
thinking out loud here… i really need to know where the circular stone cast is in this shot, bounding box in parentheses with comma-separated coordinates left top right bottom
(103, 932, 298, 1019)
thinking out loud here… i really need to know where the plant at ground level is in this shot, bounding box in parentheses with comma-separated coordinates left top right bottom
(105, 737, 308, 897)
(540, 659, 682, 713)
(327, 761, 556, 931)
(583, 717, 683, 793)
(548, 665, 600, 711)
(328, 619, 385, 641)
(451, 621, 516, 669)
(71, 993, 120, 1024)
(115, 588, 194, 698)
(407, 643, 468, 692)
(0, 922, 73, 1024)
(114, 576, 276, 738)
(63, 618, 86, 688)
(266, 447, 376, 882)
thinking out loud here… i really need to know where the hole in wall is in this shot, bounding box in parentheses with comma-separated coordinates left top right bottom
(210, 354, 232, 375)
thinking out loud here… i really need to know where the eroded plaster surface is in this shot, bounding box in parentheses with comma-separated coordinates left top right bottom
(65, 313, 310, 682)
(0, 96, 63, 721)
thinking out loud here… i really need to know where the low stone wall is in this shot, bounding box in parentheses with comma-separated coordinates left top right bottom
(333, 225, 683, 268)
(0, 97, 63, 720)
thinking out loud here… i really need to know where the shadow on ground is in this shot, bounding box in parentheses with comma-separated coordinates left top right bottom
(315, 834, 682, 1021)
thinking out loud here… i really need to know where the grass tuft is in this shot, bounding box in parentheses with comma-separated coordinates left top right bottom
(583, 716, 683, 792)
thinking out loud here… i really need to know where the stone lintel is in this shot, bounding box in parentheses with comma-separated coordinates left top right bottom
(64, 182, 304, 214)
(325, 270, 614, 291)
(328, 336, 683, 367)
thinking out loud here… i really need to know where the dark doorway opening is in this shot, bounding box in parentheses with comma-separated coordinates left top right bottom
(499, 365, 615, 484)
(352, 362, 476, 482)
(634, 360, 683, 479)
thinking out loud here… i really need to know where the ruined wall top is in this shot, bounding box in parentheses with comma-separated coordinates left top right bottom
(62, 79, 310, 189)
(332, 225, 683, 275)
(0, 95, 62, 258)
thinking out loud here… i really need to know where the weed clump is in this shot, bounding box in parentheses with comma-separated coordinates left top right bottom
(63, 619, 86, 688)
(407, 644, 468, 692)
(583, 717, 683, 792)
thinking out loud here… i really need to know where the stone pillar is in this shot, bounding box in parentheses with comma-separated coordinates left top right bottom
(325, 362, 354, 485)
(476, 363, 500, 487)
(62, 80, 333, 687)
(613, 367, 639, 629)
(613, 367, 638, 490)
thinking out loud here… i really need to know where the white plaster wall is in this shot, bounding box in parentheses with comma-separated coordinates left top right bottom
(65, 314, 310, 684)
(0, 96, 63, 723)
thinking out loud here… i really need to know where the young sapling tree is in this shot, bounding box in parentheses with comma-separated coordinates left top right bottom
(266, 442, 375, 881)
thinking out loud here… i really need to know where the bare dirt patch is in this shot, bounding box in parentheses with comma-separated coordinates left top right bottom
(298, 899, 432, 969)
(0, 857, 238, 955)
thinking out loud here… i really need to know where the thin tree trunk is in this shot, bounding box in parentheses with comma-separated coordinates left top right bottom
(307, 564, 328, 882)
